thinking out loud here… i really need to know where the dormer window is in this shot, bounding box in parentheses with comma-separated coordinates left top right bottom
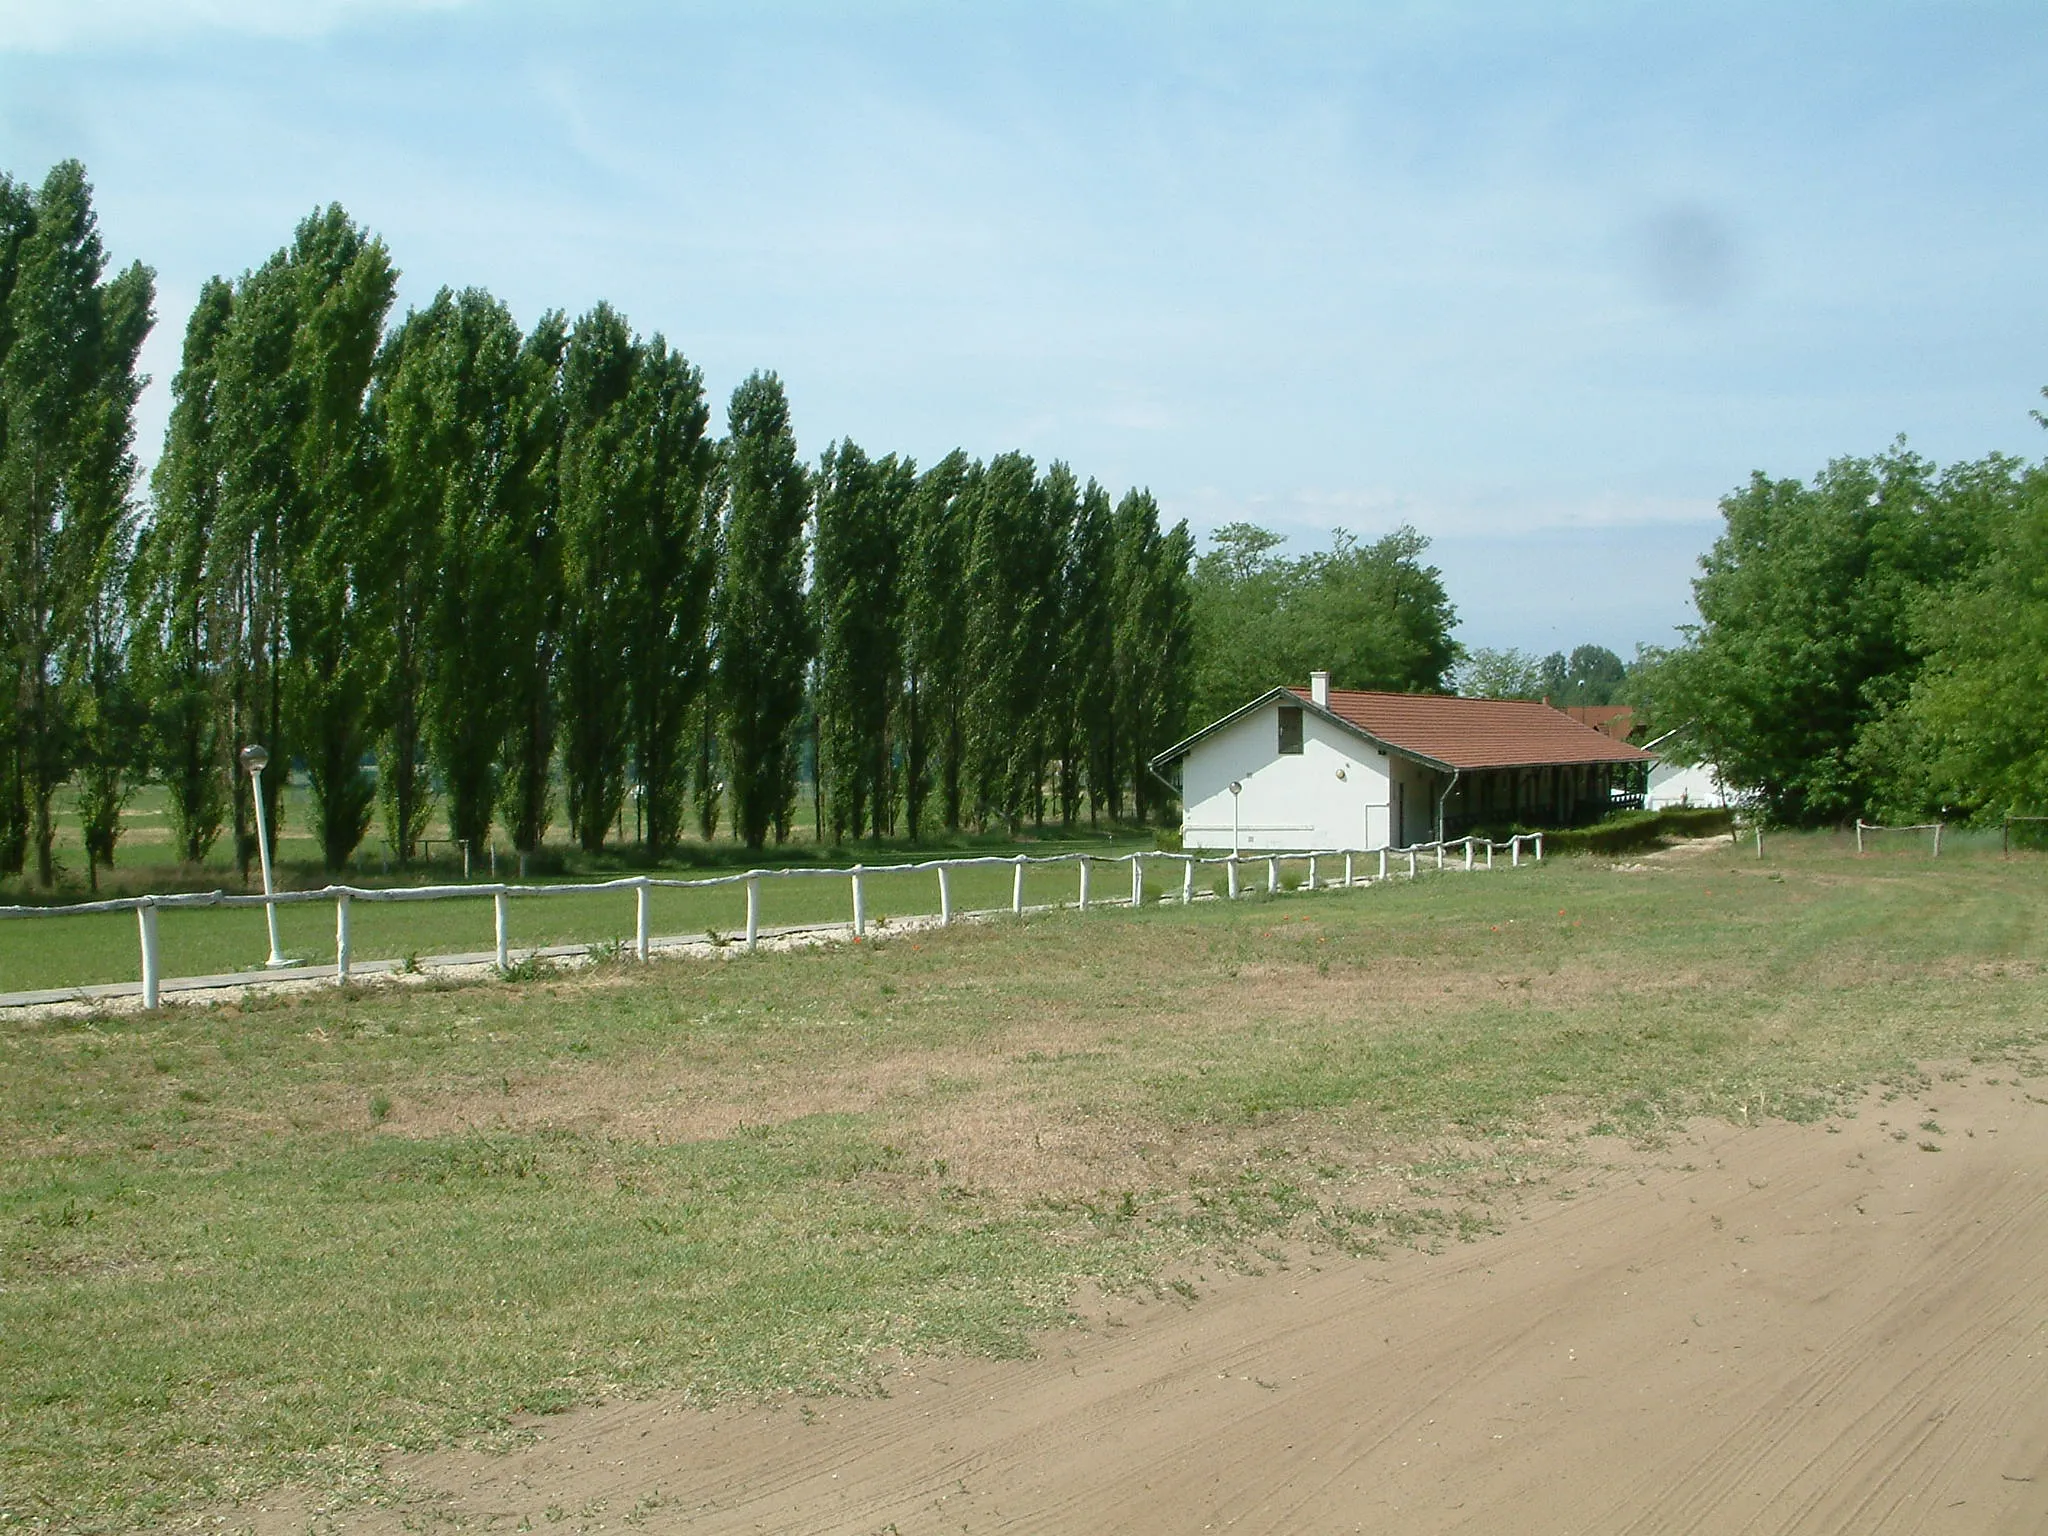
(1278, 705, 1304, 755)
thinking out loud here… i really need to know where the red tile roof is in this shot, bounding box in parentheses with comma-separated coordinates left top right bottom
(1293, 689, 1656, 771)
(1561, 704, 1637, 741)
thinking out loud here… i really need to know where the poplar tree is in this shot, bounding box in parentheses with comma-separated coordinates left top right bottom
(1032, 462, 1084, 825)
(497, 315, 567, 860)
(65, 260, 153, 889)
(961, 452, 1049, 829)
(813, 439, 908, 841)
(0, 161, 155, 886)
(1065, 478, 1115, 824)
(209, 205, 395, 873)
(137, 277, 234, 865)
(283, 209, 395, 869)
(624, 338, 716, 856)
(714, 371, 810, 851)
(899, 450, 971, 837)
(374, 290, 570, 862)
(365, 305, 439, 863)
(556, 304, 640, 852)
(1110, 489, 1194, 823)
(208, 244, 297, 878)
(0, 174, 31, 875)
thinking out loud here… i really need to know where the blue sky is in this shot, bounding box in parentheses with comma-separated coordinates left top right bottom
(4, 1, 2044, 656)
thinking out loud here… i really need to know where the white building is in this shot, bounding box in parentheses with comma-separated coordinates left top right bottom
(1645, 759, 1732, 810)
(1152, 673, 1657, 852)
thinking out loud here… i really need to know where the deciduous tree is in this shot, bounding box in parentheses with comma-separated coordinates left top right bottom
(714, 372, 810, 851)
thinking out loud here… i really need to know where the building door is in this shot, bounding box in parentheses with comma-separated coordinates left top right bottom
(1395, 781, 1406, 847)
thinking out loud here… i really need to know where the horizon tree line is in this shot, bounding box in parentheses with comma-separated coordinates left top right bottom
(0, 162, 1202, 886)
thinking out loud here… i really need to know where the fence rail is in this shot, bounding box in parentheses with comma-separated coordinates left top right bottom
(1, 834, 1545, 1010)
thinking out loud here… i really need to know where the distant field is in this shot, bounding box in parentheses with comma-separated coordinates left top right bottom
(3, 830, 2044, 1530)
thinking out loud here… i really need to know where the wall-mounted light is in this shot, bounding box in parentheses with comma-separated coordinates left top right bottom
(1335, 768, 1347, 781)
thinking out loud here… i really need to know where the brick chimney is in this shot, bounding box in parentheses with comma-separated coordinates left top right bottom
(1310, 671, 1330, 708)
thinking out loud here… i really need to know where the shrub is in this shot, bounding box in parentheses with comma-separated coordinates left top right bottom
(1540, 807, 1734, 856)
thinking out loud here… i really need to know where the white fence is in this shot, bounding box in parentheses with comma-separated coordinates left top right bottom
(0, 834, 1545, 1010)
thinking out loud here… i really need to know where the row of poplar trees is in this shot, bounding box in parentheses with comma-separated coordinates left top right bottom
(0, 163, 1195, 885)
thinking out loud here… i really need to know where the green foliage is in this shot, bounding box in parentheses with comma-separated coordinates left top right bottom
(1537, 806, 1733, 855)
(962, 452, 1052, 830)
(497, 315, 568, 857)
(620, 334, 716, 856)
(1547, 644, 1626, 705)
(1188, 523, 1457, 725)
(554, 311, 716, 858)
(715, 372, 811, 851)
(1455, 643, 1628, 707)
(899, 451, 972, 837)
(1453, 646, 1545, 699)
(1065, 478, 1116, 824)
(1856, 456, 2048, 821)
(0, 161, 156, 888)
(814, 439, 909, 841)
(136, 277, 234, 866)
(556, 303, 641, 854)
(7, 158, 1207, 881)
(1655, 446, 2003, 825)
(208, 204, 396, 873)
(1111, 490, 1195, 823)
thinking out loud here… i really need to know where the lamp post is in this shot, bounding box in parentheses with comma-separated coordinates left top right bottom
(1229, 780, 1242, 858)
(240, 743, 288, 968)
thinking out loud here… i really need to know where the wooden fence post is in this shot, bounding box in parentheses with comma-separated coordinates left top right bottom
(1266, 856, 1278, 895)
(1378, 848, 1388, 881)
(1306, 855, 1317, 891)
(746, 877, 760, 951)
(852, 865, 867, 937)
(494, 890, 509, 969)
(1078, 857, 1091, 911)
(137, 902, 160, 1010)
(1407, 849, 1417, 878)
(335, 893, 351, 986)
(1344, 852, 1355, 887)
(938, 864, 952, 926)
(1182, 856, 1195, 904)
(1013, 855, 1027, 915)
(1130, 855, 1144, 909)
(635, 879, 651, 960)
(1464, 838, 1474, 871)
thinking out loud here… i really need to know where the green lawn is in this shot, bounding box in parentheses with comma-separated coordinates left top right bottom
(2, 795, 1178, 991)
(3, 830, 2043, 1530)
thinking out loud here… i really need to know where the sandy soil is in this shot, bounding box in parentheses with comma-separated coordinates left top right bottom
(235, 1065, 2048, 1536)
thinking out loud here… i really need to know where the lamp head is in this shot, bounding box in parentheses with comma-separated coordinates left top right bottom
(239, 743, 270, 776)
(1229, 780, 1242, 795)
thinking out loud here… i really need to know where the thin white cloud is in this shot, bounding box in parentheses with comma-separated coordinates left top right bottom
(1172, 484, 1719, 546)
(0, 0, 469, 53)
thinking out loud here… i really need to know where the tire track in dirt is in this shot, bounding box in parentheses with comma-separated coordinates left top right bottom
(245, 1071, 2048, 1535)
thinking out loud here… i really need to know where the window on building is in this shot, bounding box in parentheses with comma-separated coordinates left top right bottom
(1277, 705, 1304, 755)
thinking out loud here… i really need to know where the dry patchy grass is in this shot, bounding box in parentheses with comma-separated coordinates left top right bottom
(5, 834, 2048, 1529)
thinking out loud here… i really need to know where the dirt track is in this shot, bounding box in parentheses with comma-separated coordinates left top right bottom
(268, 1068, 2048, 1535)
